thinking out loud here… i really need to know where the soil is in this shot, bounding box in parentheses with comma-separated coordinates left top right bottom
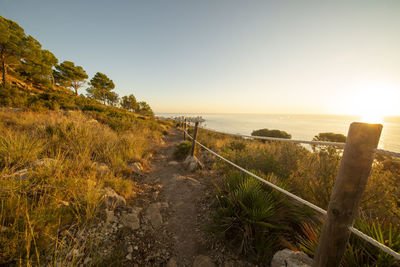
(60, 128, 258, 267)
(133, 128, 257, 266)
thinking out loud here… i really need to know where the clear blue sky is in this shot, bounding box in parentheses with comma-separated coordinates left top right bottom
(1, 0, 400, 115)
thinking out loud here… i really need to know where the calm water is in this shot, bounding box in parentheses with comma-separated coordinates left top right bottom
(157, 113, 400, 152)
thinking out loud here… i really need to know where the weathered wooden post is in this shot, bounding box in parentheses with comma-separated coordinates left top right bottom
(312, 122, 382, 267)
(190, 121, 199, 156)
(183, 118, 187, 141)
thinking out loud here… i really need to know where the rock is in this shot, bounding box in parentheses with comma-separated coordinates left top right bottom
(271, 249, 313, 267)
(103, 187, 126, 210)
(127, 245, 133, 253)
(121, 207, 141, 230)
(193, 255, 215, 267)
(145, 203, 163, 228)
(166, 257, 177, 267)
(184, 156, 204, 172)
(97, 163, 110, 176)
(105, 209, 117, 223)
(31, 158, 56, 168)
(9, 169, 29, 180)
(168, 161, 179, 166)
(128, 162, 144, 175)
(126, 253, 132, 260)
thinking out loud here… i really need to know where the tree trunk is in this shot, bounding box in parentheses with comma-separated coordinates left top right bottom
(51, 74, 55, 90)
(1, 49, 6, 86)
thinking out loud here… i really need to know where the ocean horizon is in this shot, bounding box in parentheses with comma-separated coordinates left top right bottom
(157, 113, 400, 152)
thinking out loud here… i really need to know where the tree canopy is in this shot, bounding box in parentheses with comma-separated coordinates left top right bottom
(138, 101, 154, 117)
(0, 16, 58, 87)
(86, 72, 115, 104)
(251, 128, 292, 139)
(0, 16, 28, 85)
(313, 132, 346, 143)
(54, 61, 88, 95)
(121, 94, 138, 112)
(0, 15, 156, 118)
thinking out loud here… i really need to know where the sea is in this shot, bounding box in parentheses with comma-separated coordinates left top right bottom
(157, 113, 400, 153)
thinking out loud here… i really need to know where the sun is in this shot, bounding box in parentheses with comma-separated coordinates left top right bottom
(331, 83, 399, 124)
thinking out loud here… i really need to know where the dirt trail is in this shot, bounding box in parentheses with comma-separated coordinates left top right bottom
(143, 128, 211, 266)
(134, 128, 257, 267)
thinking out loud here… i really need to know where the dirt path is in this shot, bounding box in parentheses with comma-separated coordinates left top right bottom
(127, 128, 257, 267)
(143, 128, 212, 266)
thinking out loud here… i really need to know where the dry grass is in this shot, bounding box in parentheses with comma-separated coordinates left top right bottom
(0, 109, 167, 265)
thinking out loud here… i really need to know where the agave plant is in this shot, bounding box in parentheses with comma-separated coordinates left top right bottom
(211, 171, 309, 261)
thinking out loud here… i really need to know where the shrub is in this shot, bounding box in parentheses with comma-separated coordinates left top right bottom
(173, 141, 192, 160)
(210, 171, 308, 261)
(0, 131, 44, 168)
(296, 216, 400, 266)
(251, 128, 292, 139)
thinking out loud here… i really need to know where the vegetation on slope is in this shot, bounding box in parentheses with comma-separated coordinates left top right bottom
(192, 125, 400, 265)
(0, 14, 176, 266)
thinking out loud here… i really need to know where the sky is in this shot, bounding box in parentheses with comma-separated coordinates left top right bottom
(1, 0, 400, 115)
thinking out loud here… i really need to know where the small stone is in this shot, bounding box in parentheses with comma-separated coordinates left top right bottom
(9, 169, 29, 180)
(145, 203, 163, 228)
(128, 162, 144, 175)
(134, 246, 138, 250)
(166, 257, 177, 267)
(105, 209, 117, 223)
(168, 161, 179, 165)
(121, 207, 141, 230)
(96, 163, 110, 176)
(31, 158, 57, 168)
(193, 255, 215, 267)
(183, 156, 204, 172)
(271, 249, 313, 267)
(103, 187, 126, 210)
(127, 245, 133, 253)
(126, 253, 132, 260)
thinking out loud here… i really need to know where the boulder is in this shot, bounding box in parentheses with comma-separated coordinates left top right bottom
(193, 255, 215, 267)
(103, 187, 126, 210)
(121, 207, 142, 230)
(271, 249, 313, 267)
(183, 156, 204, 172)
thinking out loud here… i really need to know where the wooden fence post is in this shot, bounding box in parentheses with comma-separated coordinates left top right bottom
(191, 121, 199, 156)
(183, 118, 187, 141)
(312, 122, 382, 267)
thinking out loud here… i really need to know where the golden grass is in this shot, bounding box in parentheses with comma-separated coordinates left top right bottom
(0, 109, 166, 265)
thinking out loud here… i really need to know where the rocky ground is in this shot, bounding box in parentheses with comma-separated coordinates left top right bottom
(60, 128, 259, 267)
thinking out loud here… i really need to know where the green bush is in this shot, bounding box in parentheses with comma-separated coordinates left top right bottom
(173, 141, 192, 160)
(251, 128, 292, 139)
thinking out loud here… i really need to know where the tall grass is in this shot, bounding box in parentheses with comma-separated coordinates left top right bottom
(0, 109, 168, 265)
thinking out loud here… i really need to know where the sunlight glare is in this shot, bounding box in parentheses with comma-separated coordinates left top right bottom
(334, 83, 399, 123)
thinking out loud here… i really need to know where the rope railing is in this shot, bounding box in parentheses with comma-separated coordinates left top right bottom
(183, 127, 400, 261)
(194, 124, 400, 158)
